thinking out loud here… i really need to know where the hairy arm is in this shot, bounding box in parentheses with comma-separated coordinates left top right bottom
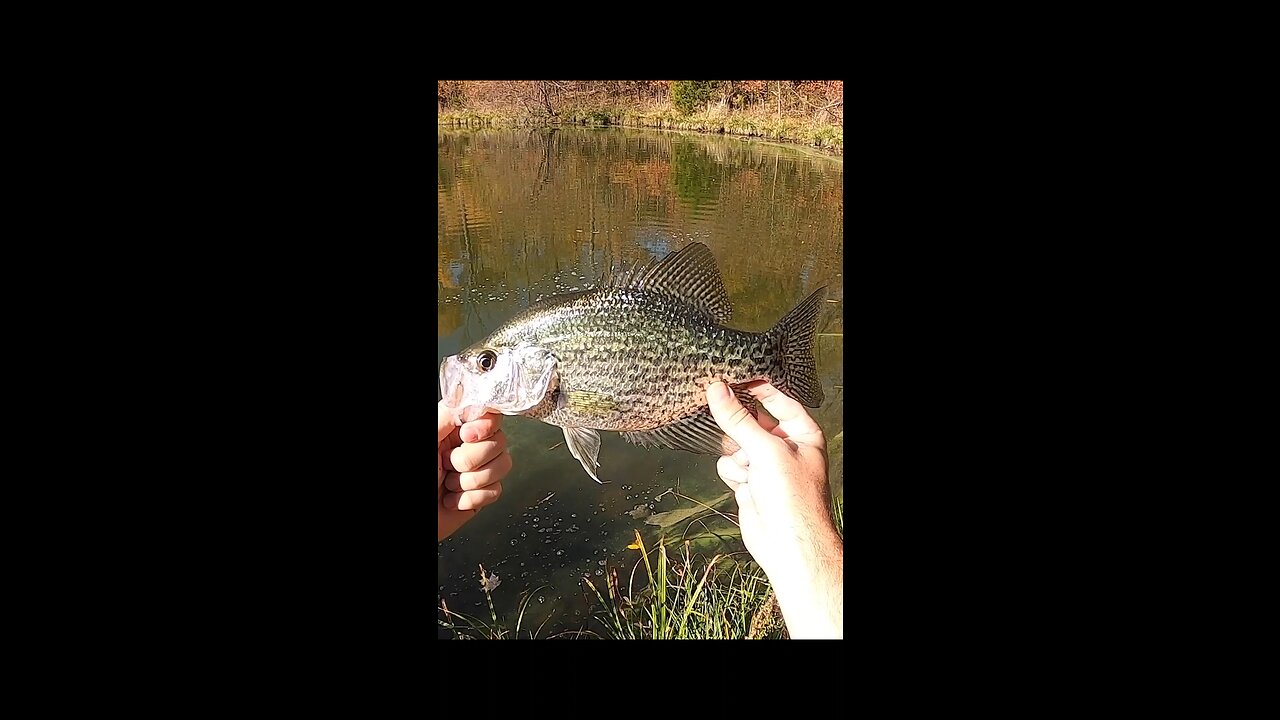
(768, 522, 843, 639)
(706, 381, 843, 639)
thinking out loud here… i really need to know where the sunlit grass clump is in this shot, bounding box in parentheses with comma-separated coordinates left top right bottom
(439, 489, 843, 640)
(580, 530, 784, 639)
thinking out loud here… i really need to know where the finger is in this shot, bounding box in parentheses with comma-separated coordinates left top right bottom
(731, 449, 750, 467)
(743, 382, 823, 438)
(445, 451, 512, 491)
(755, 409, 779, 434)
(444, 486, 502, 511)
(717, 455, 749, 488)
(459, 413, 503, 444)
(706, 381, 774, 450)
(447, 432, 508, 473)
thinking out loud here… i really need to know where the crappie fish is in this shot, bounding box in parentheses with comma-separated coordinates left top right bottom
(439, 242, 825, 483)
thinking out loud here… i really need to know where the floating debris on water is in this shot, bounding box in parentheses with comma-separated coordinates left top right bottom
(478, 565, 501, 592)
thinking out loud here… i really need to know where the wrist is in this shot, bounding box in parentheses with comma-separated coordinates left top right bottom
(766, 528, 842, 639)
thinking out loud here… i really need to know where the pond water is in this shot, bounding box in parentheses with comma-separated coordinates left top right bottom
(437, 126, 843, 637)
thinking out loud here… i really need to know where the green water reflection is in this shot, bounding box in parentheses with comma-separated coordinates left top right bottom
(438, 126, 843, 637)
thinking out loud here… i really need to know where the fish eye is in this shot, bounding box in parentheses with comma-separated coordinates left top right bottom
(477, 350, 497, 372)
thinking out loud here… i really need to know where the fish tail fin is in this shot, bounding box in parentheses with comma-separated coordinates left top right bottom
(769, 287, 826, 408)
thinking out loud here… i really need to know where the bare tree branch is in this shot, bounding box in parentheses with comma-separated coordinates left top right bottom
(791, 85, 842, 113)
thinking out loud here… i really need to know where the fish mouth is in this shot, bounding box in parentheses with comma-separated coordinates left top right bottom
(454, 405, 494, 423)
(439, 355, 467, 408)
(439, 355, 494, 424)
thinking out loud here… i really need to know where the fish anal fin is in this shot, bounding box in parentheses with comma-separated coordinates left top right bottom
(563, 426, 606, 484)
(732, 387, 759, 419)
(608, 243, 733, 324)
(622, 395, 757, 457)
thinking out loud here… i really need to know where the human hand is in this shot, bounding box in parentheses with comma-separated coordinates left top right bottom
(438, 400, 512, 542)
(706, 381, 842, 638)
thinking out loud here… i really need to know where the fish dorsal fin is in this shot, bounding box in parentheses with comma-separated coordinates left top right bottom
(610, 243, 733, 323)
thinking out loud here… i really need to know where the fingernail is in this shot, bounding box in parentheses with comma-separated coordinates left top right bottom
(708, 381, 729, 402)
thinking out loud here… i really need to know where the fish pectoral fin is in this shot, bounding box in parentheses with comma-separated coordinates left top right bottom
(563, 426, 606, 484)
(622, 396, 757, 457)
(564, 390, 622, 416)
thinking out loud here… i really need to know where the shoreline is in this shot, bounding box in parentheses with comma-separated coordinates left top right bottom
(439, 108, 843, 156)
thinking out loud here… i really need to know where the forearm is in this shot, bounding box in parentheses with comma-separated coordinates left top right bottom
(769, 527, 843, 639)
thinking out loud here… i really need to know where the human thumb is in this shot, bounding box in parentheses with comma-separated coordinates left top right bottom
(706, 382, 772, 452)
